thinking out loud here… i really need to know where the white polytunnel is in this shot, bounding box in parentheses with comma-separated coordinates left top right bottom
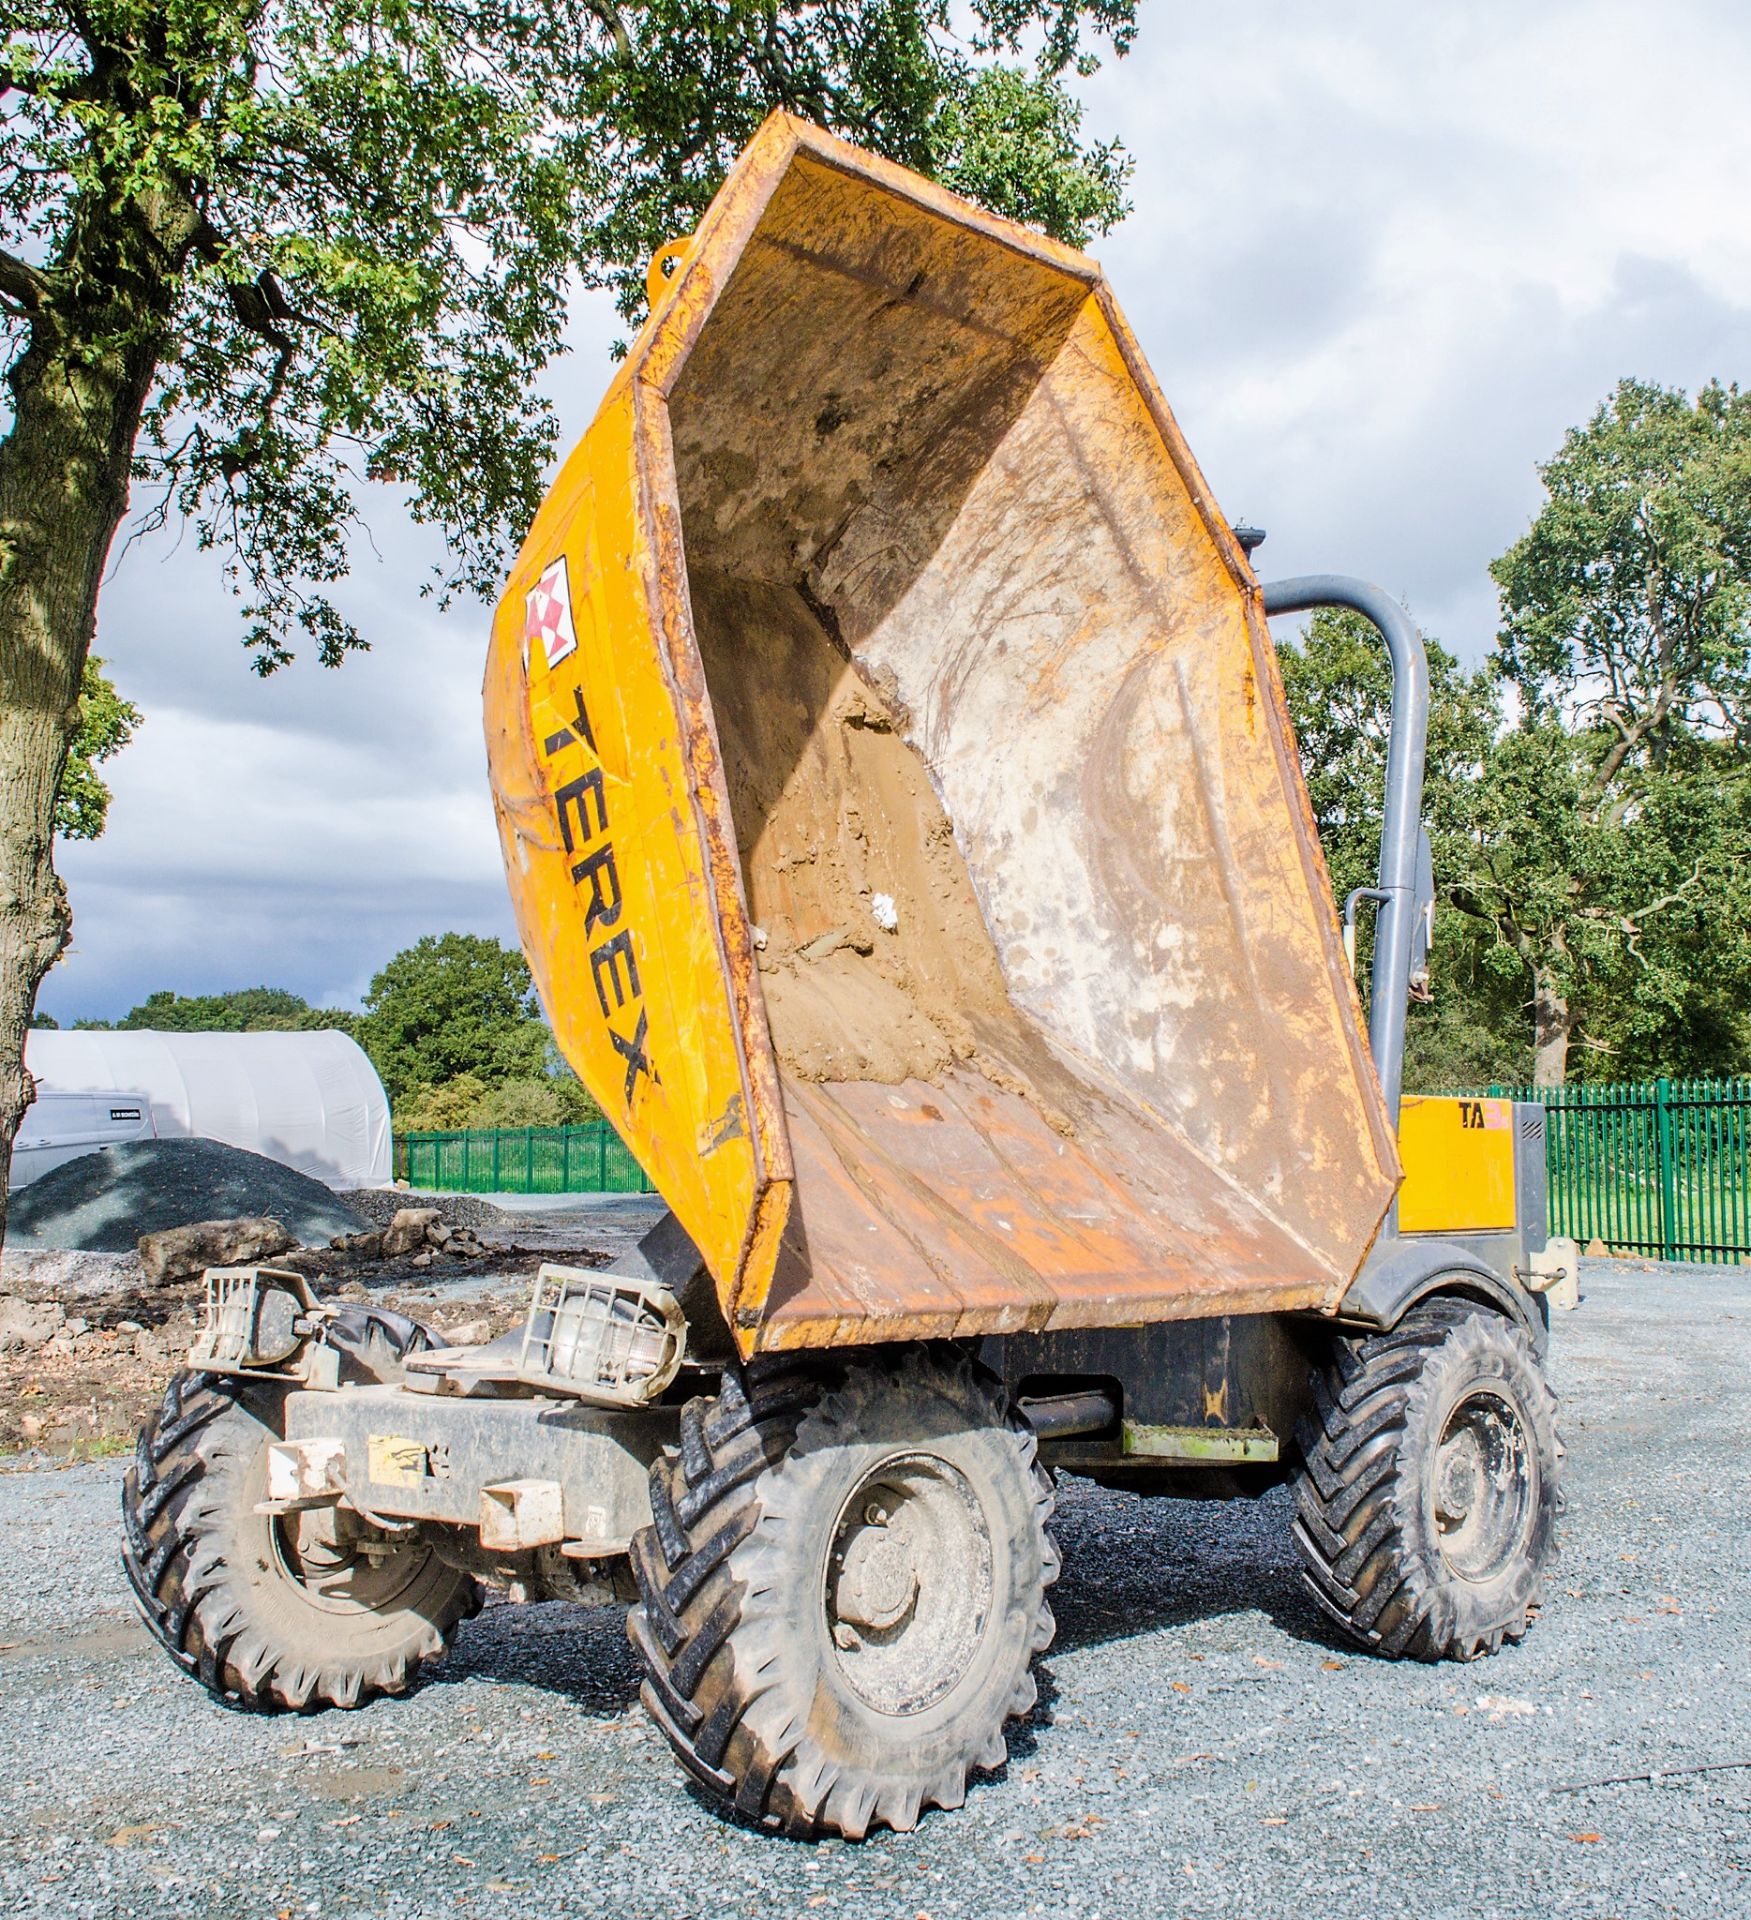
(23, 1029, 392, 1190)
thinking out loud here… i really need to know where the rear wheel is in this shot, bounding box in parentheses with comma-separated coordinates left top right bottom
(628, 1347, 1057, 1838)
(122, 1371, 480, 1710)
(1290, 1298, 1559, 1661)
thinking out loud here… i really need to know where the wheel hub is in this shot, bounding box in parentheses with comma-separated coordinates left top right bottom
(273, 1504, 429, 1613)
(1433, 1389, 1534, 1583)
(824, 1454, 994, 1716)
(835, 1508, 920, 1632)
(1436, 1433, 1482, 1523)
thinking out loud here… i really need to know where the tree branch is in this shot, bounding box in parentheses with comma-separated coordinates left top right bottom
(1584, 701, 1652, 805)
(1627, 862, 1711, 925)
(1565, 858, 1714, 971)
(583, 0, 632, 57)
(181, 218, 338, 461)
(0, 243, 54, 315)
(189, 218, 327, 342)
(0, 49, 98, 107)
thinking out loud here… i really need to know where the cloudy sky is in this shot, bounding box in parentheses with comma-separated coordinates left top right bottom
(40, 0, 1751, 1024)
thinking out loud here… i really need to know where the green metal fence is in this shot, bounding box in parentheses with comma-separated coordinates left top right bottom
(1465, 1078, 1751, 1264)
(397, 1084, 1751, 1250)
(394, 1123, 656, 1196)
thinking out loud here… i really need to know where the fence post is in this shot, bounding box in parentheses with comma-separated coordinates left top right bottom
(599, 1125, 609, 1189)
(1655, 1077, 1677, 1262)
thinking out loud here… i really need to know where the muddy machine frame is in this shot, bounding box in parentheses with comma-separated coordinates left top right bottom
(124, 117, 1567, 1842)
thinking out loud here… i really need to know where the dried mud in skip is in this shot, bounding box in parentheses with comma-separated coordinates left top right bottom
(695, 565, 1076, 1134)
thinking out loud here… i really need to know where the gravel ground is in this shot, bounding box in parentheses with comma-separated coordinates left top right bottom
(1, 1257, 1745, 1919)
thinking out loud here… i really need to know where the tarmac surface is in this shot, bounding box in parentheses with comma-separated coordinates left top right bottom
(1, 1257, 1745, 1919)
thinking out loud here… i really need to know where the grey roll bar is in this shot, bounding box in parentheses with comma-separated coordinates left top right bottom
(1259, 575, 1430, 1123)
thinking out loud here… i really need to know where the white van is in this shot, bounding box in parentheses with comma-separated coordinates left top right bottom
(10, 1090, 156, 1188)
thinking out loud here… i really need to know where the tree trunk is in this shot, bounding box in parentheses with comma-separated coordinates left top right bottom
(1532, 969, 1572, 1087)
(0, 201, 183, 1242)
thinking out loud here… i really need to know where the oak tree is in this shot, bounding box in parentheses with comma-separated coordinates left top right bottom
(359, 931, 552, 1103)
(55, 658, 139, 841)
(0, 0, 1137, 1227)
(1276, 606, 1525, 1091)
(1473, 379, 1751, 1083)
(1280, 384, 1751, 1089)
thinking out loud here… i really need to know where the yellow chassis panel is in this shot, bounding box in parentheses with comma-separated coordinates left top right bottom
(1396, 1097, 1517, 1235)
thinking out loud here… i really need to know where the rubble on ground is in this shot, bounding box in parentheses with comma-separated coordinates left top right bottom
(0, 1247, 143, 1303)
(0, 1281, 529, 1459)
(345, 1188, 513, 1234)
(278, 1205, 495, 1279)
(1, 1149, 620, 1459)
(0, 1296, 67, 1351)
(137, 1214, 298, 1284)
(0, 1212, 537, 1460)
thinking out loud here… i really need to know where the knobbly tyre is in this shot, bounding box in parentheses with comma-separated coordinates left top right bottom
(122, 115, 1573, 1841)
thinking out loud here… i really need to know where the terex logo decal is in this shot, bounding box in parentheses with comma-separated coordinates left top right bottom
(539, 675, 658, 1108)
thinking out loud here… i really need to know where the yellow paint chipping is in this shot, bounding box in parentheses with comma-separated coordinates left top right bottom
(367, 1435, 430, 1488)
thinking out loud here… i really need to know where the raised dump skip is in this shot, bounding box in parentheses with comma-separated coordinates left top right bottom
(484, 114, 1399, 1355)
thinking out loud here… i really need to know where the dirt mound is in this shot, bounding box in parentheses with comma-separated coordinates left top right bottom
(5, 1139, 362, 1254)
(692, 572, 1039, 1095)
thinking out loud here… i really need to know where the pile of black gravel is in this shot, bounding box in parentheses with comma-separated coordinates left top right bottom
(345, 1188, 511, 1234)
(5, 1138, 363, 1253)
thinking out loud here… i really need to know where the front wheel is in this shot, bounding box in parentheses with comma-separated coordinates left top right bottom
(122, 1372, 480, 1710)
(628, 1347, 1058, 1838)
(1290, 1298, 1559, 1661)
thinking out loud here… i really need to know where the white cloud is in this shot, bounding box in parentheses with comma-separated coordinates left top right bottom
(38, 0, 1751, 1020)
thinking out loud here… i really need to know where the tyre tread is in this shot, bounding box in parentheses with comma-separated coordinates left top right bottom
(120, 1368, 477, 1713)
(1288, 1300, 1558, 1664)
(628, 1349, 1056, 1838)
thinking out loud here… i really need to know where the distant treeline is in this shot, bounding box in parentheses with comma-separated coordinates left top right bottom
(1278, 377, 1751, 1090)
(41, 932, 600, 1132)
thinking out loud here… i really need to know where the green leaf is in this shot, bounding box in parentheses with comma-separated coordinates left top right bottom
(4, 0, 1140, 669)
(54, 658, 141, 842)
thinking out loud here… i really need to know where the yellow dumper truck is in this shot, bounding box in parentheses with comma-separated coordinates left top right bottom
(122, 116, 1565, 1841)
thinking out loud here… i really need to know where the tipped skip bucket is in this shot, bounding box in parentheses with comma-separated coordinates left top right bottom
(485, 114, 1399, 1355)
